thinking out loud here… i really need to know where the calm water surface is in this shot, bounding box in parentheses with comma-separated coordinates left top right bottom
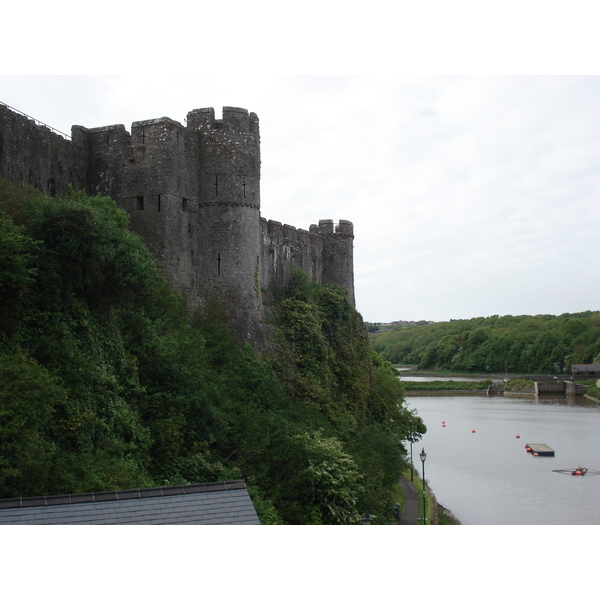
(405, 394, 600, 525)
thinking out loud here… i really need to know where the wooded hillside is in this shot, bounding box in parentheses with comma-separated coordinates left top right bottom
(0, 178, 424, 524)
(371, 313, 600, 374)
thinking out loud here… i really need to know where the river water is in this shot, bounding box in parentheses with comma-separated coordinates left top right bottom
(404, 392, 600, 525)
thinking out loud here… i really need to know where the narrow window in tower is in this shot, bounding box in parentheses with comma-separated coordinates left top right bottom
(217, 254, 221, 277)
(242, 177, 247, 198)
(136, 196, 144, 210)
(182, 198, 189, 212)
(214, 175, 219, 196)
(157, 194, 161, 212)
(141, 130, 145, 144)
(47, 179, 56, 197)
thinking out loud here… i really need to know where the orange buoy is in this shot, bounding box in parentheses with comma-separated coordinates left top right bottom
(516, 435, 520, 438)
(442, 424, 446, 427)
(534, 453, 539, 456)
(442, 421, 445, 424)
(471, 429, 476, 433)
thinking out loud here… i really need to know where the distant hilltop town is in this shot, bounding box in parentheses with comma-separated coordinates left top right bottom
(0, 102, 355, 350)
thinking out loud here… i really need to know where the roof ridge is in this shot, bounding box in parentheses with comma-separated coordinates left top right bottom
(0, 480, 247, 510)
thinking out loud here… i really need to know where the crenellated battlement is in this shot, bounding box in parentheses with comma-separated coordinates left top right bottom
(336, 219, 354, 236)
(186, 106, 258, 133)
(309, 219, 354, 237)
(0, 102, 355, 349)
(187, 106, 259, 134)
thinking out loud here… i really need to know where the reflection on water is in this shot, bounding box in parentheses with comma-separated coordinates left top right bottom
(406, 394, 600, 525)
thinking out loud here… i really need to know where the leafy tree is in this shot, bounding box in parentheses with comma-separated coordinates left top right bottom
(0, 210, 39, 333)
(270, 429, 364, 524)
(0, 354, 63, 497)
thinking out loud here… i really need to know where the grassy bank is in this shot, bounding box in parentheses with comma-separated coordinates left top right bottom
(504, 379, 535, 393)
(401, 467, 461, 525)
(403, 379, 492, 391)
(585, 382, 600, 400)
(438, 504, 461, 525)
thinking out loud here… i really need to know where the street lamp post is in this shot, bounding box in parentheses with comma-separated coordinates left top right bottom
(408, 415, 414, 481)
(420, 447, 427, 524)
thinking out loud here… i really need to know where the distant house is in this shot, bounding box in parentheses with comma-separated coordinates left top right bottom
(0, 480, 260, 525)
(571, 364, 600, 380)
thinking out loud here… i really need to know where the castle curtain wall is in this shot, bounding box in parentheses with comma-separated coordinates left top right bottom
(0, 103, 87, 197)
(259, 219, 355, 308)
(0, 102, 355, 349)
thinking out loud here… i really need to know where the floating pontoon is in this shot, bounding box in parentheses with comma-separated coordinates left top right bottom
(525, 443, 555, 456)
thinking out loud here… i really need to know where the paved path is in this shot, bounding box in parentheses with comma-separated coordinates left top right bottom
(398, 476, 420, 525)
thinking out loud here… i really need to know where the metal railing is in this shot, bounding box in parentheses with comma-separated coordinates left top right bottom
(0, 100, 71, 140)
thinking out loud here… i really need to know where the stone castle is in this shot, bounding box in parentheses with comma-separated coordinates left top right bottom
(0, 102, 354, 350)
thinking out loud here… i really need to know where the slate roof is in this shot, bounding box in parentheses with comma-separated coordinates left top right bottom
(0, 480, 260, 525)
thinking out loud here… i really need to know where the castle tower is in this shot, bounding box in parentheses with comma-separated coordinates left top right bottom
(76, 116, 200, 299)
(186, 107, 264, 346)
(312, 220, 355, 308)
(72, 123, 130, 202)
(121, 116, 197, 296)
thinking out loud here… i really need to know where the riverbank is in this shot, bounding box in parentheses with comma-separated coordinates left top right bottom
(427, 483, 462, 525)
(438, 503, 461, 525)
(403, 380, 491, 391)
(400, 468, 461, 524)
(398, 366, 600, 402)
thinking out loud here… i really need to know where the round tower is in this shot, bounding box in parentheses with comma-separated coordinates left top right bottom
(186, 107, 264, 346)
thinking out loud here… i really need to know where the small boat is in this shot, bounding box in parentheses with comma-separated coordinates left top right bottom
(553, 467, 600, 476)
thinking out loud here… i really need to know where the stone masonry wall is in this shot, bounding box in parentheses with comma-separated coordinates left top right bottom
(0, 102, 355, 350)
(260, 218, 355, 307)
(0, 102, 88, 197)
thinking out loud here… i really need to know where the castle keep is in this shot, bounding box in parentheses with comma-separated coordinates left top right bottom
(0, 102, 355, 349)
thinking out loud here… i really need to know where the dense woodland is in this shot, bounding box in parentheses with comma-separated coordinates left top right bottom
(370, 312, 600, 374)
(0, 177, 424, 524)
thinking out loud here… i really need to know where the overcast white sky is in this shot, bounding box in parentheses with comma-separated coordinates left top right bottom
(2, 3, 600, 325)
